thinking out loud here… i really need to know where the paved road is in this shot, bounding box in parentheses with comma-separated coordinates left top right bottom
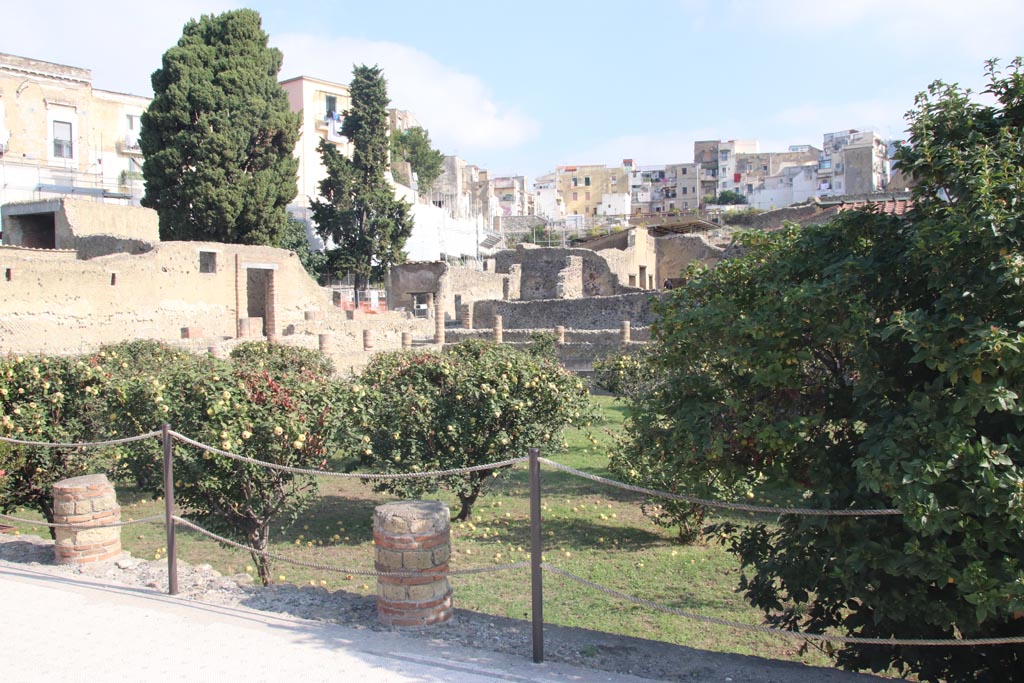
(0, 564, 653, 683)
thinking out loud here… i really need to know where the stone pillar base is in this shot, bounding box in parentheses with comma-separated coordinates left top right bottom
(53, 474, 121, 565)
(374, 501, 453, 627)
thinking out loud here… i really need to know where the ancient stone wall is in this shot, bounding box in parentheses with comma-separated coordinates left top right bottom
(656, 233, 727, 282)
(493, 245, 625, 300)
(471, 291, 662, 331)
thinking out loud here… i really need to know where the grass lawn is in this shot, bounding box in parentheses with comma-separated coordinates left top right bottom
(2, 394, 830, 667)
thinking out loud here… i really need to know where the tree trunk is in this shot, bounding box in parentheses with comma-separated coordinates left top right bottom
(455, 486, 482, 521)
(249, 526, 272, 586)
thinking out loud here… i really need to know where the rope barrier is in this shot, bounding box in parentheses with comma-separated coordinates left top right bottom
(541, 564, 1024, 646)
(0, 512, 165, 529)
(173, 516, 529, 578)
(169, 430, 527, 479)
(0, 431, 163, 449)
(538, 458, 903, 517)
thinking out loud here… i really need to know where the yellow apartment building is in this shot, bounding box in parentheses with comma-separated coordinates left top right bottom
(0, 53, 149, 212)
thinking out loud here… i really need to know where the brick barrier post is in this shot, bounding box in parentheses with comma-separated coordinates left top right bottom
(493, 315, 503, 343)
(461, 303, 473, 330)
(555, 325, 565, 346)
(363, 329, 375, 352)
(53, 474, 121, 565)
(374, 501, 453, 627)
(207, 345, 226, 359)
(401, 332, 412, 349)
(620, 320, 631, 345)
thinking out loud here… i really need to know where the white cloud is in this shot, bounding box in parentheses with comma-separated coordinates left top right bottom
(729, 0, 1024, 62)
(274, 34, 540, 155)
(3, 1, 235, 96)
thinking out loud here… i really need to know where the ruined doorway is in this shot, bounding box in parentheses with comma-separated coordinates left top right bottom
(638, 266, 648, 290)
(8, 212, 56, 249)
(246, 268, 274, 337)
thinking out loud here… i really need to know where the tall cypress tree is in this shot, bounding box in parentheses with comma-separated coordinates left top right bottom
(140, 9, 300, 245)
(311, 65, 413, 290)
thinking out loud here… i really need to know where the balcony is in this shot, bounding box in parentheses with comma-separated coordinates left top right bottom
(116, 135, 143, 156)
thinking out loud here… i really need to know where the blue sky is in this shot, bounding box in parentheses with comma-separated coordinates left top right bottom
(7, 1, 1024, 182)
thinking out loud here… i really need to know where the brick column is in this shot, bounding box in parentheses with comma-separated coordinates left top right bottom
(433, 303, 445, 345)
(621, 320, 631, 345)
(207, 345, 226, 359)
(493, 315, 503, 344)
(264, 272, 278, 342)
(318, 333, 333, 354)
(53, 474, 121, 565)
(555, 325, 565, 346)
(374, 501, 453, 627)
(461, 303, 473, 330)
(401, 332, 412, 349)
(363, 329, 375, 352)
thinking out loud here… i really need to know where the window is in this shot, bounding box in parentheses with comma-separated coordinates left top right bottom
(572, 191, 578, 201)
(681, 187, 688, 194)
(325, 95, 337, 116)
(126, 114, 140, 131)
(585, 191, 590, 200)
(53, 121, 73, 159)
(610, 176, 617, 185)
(681, 167, 687, 174)
(199, 251, 218, 274)
(584, 176, 591, 186)
(572, 177, 578, 187)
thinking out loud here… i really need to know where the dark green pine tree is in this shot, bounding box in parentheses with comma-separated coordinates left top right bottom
(311, 65, 413, 290)
(140, 9, 300, 245)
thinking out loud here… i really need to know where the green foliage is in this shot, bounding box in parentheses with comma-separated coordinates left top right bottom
(345, 340, 593, 520)
(140, 9, 300, 245)
(592, 346, 659, 399)
(229, 341, 335, 378)
(276, 218, 327, 280)
(311, 65, 413, 288)
(390, 126, 445, 194)
(713, 190, 747, 205)
(109, 348, 345, 585)
(0, 355, 114, 535)
(628, 59, 1024, 681)
(526, 331, 559, 359)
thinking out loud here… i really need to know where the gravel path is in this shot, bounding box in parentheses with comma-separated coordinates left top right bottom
(0, 532, 884, 682)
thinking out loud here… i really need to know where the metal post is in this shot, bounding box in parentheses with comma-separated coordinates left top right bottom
(161, 423, 178, 596)
(529, 447, 544, 663)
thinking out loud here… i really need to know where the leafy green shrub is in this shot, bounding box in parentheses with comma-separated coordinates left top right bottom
(229, 341, 335, 378)
(623, 59, 1024, 681)
(346, 340, 593, 519)
(0, 355, 114, 535)
(592, 347, 659, 399)
(109, 351, 346, 584)
(526, 330, 559, 358)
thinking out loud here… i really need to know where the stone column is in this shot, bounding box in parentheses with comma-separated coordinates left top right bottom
(207, 345, 225, 359)
(53, 474, 121, 565)
(493, 315, 503, 344)
(318, 333, 333, 354)
(621, 320, 631, 345)
(555, 325, 565, 346)
(374, 501, 453, 627)
(433, 302, 445, 345)
(460, 303, 473, 330)
(363, 329, 375, 352)
(401, 332, 412, 349)
(265, 272, 278, 343)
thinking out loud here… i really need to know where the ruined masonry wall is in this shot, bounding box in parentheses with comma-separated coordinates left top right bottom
(471, 291, 662, 331)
